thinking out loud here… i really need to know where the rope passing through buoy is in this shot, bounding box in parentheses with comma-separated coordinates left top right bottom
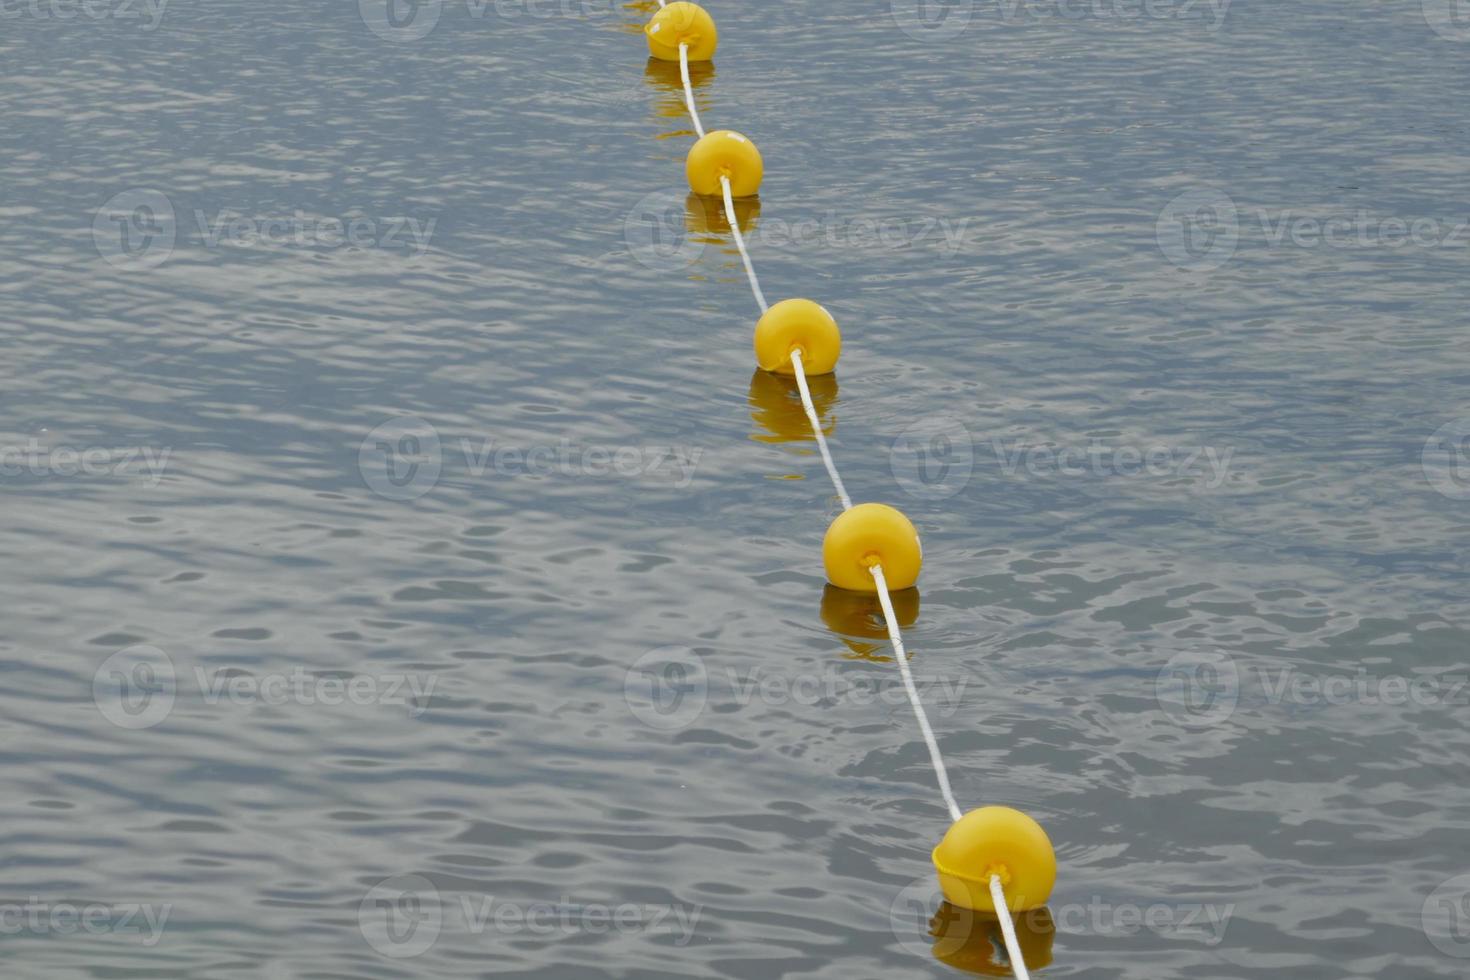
(638, 7, 1056, 975)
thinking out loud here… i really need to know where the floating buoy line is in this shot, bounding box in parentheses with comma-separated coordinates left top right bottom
(638, 4, 1056, 975)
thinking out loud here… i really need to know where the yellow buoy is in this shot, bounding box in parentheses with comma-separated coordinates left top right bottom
(754, 298, 841, 376)
(645, 2, 718, 62)
(932, 807, 1057, 913)
(822, 503, 922, 592)
(686, 130, 763, 198)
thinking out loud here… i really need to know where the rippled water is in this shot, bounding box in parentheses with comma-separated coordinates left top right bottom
(3, 0, 1470, 976)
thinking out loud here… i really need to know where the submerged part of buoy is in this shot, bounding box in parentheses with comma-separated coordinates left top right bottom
(686, 130, 763, 197)
(822, 503, 922, 592)
(930, 901, 1056, 974)
(932, 806, 1057, 913)
(645, 2, 718, 62)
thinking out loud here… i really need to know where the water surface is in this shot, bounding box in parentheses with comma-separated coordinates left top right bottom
(2, 0, 1469, 976)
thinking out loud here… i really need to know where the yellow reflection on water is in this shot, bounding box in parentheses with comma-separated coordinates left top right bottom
(930, 903, 1055, 976)
(818, 583, 920, 660)
(644, 57, 714, 135)
(687, 190, 760, 237)
(747, 369, 835, 445)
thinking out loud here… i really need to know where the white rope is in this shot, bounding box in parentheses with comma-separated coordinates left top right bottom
(719, 174, 768, 312)
(677, 41, 764, 315)
(668, 30, 1024, 973)
(871, 564, 964, 824)
(678, 44, 706, 138)
(789, 349, 853, 512)
(990, 875, 1032, 980)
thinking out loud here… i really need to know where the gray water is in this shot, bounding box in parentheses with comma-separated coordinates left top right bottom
(3, 0, 1470, 976)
